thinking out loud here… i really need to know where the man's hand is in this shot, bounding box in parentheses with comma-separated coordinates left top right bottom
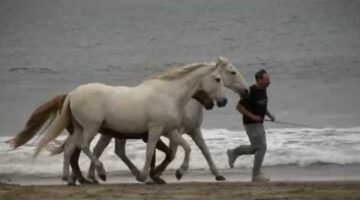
(250, 114, 263, 122)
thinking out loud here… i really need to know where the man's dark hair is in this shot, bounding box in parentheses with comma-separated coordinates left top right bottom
(255, 69, 267, 81)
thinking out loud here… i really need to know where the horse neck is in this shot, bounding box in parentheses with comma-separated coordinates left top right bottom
(184, 99, 204, 127)
(168, 65, 216, 107)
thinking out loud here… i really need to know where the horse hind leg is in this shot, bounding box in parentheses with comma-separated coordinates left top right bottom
(69, 148, 82, 184)
(79, 124, 107, 181)
(65, 122, 95, 185)
(69, 147, 95, 185)
(87, 134, 112, 183)
(62, 133, 79, 186)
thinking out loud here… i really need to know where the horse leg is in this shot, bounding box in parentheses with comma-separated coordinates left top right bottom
(87, 134, 112, 183)
(169, 130, 191, 181)
(69, 147, 97, 185)
(69, 147, 83, 184)
(190, 128, 225, 181)
(114, 139, 142, 181)
(113, 138, 165, 184)
(154, 140, 178, 177)
(149, 139, 170, 184)
(79, 124, 107, 181)
(150, 147, 156, 174)
(138, 125, 163, 184)
(141, 135, 160, 181)
(62, 133, 79, 186)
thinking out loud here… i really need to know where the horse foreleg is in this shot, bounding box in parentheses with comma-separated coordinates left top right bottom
(139, 125, 163, 184)
(147, 139, 169, 184)
(87, 134, 112, 182)
(154, 140, 178, 176)
(169, 130, 191, 181)
(114, 138, 142, 181)
(190, 128, 225, 181)
(148, 139, 171, 184)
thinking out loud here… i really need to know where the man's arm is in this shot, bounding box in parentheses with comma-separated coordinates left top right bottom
(237, 102, 263, 122)
(266, 109, 275, 121)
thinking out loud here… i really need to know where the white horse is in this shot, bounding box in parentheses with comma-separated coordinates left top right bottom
(56, 59, 228, 185)
(34, 58, 231, 184)
(86, 57, 249, 183)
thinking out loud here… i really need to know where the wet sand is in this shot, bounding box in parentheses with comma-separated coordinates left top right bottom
(1, 165, 360, 200)
(1, 181, 360, 200)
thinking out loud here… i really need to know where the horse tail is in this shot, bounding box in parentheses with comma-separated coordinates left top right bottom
(49, 136, 68, 156)
(11, 94, 67, 149)
(34, 95, 71, 157)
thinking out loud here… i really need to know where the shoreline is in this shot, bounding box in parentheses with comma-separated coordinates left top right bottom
(1, 164, 360, 186)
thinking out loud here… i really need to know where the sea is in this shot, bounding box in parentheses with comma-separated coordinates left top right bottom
(0, 0, 359, 180)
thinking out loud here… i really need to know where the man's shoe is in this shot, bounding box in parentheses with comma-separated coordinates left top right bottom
(226, 149, 235, 169)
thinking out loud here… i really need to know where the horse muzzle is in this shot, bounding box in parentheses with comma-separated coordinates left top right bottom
(216, 98, 227, 107)
(204, 100, 215, 110)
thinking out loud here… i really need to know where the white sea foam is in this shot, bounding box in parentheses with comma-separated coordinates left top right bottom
(1, 127, 359, 176)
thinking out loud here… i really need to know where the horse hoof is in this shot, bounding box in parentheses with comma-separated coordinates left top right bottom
(175, 170, 183, 180)
(151, 176, 167, 184)
(135, 176, 143, 183)
(137, 174, 146, 183)
(96, 164, 107, 181)
(80, 178, 97, 185)
(98, 174, 106, 181)
(67, 182, 77, 186)
(216, 176, 226, 181)
(145, 180, 155, 185)
(87, 177, 99, 184)
(62, 175, 69, 182)
(156, 179, 166, 185)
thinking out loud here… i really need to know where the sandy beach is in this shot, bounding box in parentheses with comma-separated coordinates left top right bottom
(1, 181, 360, 200)
(1, 165, 360, 199)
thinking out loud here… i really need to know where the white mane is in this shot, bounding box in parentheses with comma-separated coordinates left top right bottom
(153, 61, 215, 80)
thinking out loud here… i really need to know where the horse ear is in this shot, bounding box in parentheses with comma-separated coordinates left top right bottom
(219, 56, 229, 63)
(216, 56, 228, 68)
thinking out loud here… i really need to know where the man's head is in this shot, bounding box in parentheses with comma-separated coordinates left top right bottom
(255, 69, 270, 88)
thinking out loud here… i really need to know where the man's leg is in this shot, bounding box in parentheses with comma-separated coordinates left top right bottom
(227, 124, 258, 168)
(232, 138, 256, 156)
(245, 124, 268, 181)
(227, 144, 255, 168)
(227, 123, 268, 181)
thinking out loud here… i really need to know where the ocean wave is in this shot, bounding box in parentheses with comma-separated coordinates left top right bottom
(1, 127, 360, 176)
(8, 67, 57, 74)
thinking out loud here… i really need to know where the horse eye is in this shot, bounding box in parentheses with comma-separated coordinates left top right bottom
(215, 78, 221, 82)
(230, 71, 236, 75)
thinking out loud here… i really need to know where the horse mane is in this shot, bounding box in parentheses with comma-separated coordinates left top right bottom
(153, 62, 214, 80)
